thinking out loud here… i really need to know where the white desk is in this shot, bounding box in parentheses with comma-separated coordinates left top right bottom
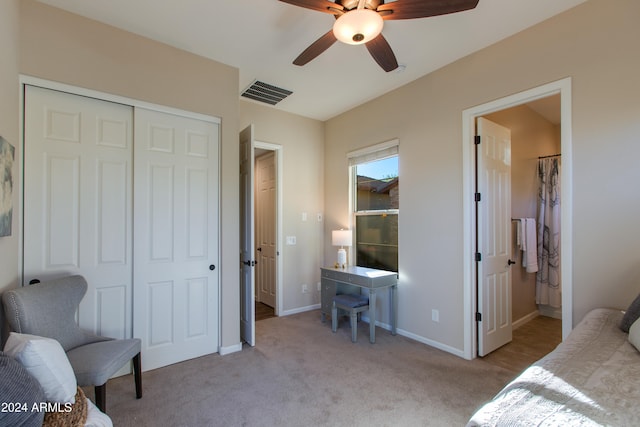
(320, 266, 398, 343)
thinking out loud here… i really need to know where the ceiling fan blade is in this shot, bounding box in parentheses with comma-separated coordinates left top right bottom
(293, 30, 338, 66)
(278, 0, 344, 14)
(365, 33, 398, 72)
(377, 0, 479, 20)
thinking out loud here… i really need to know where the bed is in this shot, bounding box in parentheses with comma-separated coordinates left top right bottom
(467, 308, 640, 426)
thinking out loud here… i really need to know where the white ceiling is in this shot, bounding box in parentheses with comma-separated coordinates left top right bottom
(38, 0, 586, 121)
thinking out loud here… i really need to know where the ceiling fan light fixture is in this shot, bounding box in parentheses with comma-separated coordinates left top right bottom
(332, 8, 383, 45)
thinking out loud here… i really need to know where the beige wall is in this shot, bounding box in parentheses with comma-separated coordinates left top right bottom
(325, 0, 640, 353)
(0, 0, 20, 344)
(5, 0, 640, 359)
(485, 104, 561, 323)
(240, 100, 325, 312)
(17, 0, 241, 350)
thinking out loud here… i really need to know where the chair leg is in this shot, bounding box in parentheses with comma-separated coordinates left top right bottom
(133, 352, 142, 399)
(95, 384, 106, 413)
(350, 311, 358, 343)
(331, 303, 338, 333)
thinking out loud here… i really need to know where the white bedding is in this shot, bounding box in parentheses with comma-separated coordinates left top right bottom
(85, 398, 113, 427)
(467, 309, 640, 426)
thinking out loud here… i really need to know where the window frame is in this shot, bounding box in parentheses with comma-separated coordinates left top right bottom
(347, 139, 399, 272)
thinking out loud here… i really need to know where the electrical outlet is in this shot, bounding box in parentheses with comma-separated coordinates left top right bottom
(286, 236, 296, 245)
(432, 309, 440, 323)
(302, 284, 308, 293)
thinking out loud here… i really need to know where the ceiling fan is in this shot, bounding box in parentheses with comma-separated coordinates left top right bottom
(279, 0, 480, 72)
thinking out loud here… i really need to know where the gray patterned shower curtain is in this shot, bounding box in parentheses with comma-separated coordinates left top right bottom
(536, 157, 561, 308)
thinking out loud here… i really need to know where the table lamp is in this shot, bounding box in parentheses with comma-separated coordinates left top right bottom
(332, 229, 352, 268)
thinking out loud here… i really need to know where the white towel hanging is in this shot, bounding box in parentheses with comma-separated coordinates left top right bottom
(522, 218, 538, 273)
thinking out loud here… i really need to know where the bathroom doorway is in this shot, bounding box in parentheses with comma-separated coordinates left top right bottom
(462, 78, 573, 360)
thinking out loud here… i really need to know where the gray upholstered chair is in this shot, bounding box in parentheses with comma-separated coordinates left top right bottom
(2, 275, 142, 413)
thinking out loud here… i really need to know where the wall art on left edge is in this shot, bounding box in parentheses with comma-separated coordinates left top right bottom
(0, 136, 15, 237)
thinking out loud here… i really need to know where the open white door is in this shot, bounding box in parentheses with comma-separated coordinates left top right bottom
(239, 125, 255, 346)
(477, 117, 513, 356)
(133, 108, 220, 370)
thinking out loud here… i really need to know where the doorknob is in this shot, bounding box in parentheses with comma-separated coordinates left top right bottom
(257, 247, 262, 252)
(209, 264, 215, 271)
(508, 259, 516, 266)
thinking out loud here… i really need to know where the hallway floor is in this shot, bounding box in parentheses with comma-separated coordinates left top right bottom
(481, 315, 562, 375)
(255, 301, 275, 321)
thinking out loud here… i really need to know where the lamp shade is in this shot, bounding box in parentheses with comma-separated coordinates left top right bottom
(332, 229, 352, 247)
(332, 9, 384, 45)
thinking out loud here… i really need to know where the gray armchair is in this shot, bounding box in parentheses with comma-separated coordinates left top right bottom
(2, 275, 142, 413)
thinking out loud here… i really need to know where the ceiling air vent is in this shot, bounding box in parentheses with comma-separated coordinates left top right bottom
(241, 80, 292, 106)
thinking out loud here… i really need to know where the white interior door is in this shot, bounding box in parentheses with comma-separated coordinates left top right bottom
(23, 85, 133, 341)
(133, 107, 219, 371)
(255, 152, 276, 308)
(477, 117, 513, 357)
(239, 125, 255, 346)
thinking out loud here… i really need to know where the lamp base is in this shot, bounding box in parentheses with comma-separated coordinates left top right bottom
(337, 248, 347, 268)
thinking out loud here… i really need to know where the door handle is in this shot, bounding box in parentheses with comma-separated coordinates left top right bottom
(243, 260, 257, 267)
(257, 247, 262, 252)
(209, 264, 216, 271)
(507, 259, 516, 266)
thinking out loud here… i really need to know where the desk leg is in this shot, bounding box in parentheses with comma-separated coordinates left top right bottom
(369, 289, 377, 343)
(390, 284, 397, 335)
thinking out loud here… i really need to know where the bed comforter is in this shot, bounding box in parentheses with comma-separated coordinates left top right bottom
(467, 308, 640, 426)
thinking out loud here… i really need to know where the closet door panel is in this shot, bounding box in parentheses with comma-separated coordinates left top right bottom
(46, 154, 80, 268)
(186, 168, 208, 258)
(97, 160, 128, 265)
(134, 107, 219, 371)
(24, 85, 133, 342)
(149, 164, 175, 262)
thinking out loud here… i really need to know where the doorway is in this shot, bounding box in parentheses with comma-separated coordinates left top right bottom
(462, 78, 573, 360)
(476, 96, 563, 356)
(254, 146, 278, 320)
(483, 95, 563, 320)
(239, 127, 283, 345)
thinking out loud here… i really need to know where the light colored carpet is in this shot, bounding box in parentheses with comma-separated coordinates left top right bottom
(99, 310, 518, 426)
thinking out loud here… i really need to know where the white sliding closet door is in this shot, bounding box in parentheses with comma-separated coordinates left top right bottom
(133, 108, 220, 371)
(24, 86, 220, 372)
(23, 85, 134, 340)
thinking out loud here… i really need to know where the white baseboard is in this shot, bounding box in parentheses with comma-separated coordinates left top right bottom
(538, 304, 562, 319)
(397, 328, 466, 359)
(218, 342, 242, 356)
(280, 303, 320, 316)
(512, 310, 540, 330)
(359, 315, 465, 358)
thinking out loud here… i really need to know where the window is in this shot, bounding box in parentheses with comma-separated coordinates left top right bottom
(349, 141, 398, 272)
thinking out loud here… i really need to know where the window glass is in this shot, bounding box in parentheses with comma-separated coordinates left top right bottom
(354, 156, 398, 272)
(355, 214, 398, 272)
